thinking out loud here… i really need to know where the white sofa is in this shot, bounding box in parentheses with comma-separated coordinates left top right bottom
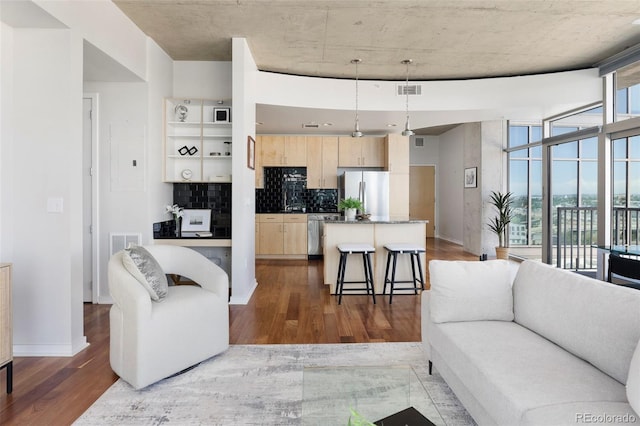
(422, 259, 640, 425)
(109, 245, 229, 389)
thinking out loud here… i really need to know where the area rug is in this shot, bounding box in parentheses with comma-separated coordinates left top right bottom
(75, 342, 474, 425)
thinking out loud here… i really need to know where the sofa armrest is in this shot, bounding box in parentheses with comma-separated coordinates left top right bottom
(145, 245, 229, 302)
(421, 289, 432, 361)
(108, 251, 153, 320)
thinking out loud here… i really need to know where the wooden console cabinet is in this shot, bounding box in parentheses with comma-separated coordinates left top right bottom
(0, 263, 12, 394)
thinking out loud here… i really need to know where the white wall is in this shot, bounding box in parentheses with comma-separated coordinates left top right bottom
(479, 121, 507, 256)
(0, 1, 173, 355)
(436, 126, 465, 244)
(0, 23, 14, 262)
(230, 38, 258, 304)
(256, 69, 601, 127)
(173, 61, 232, 100)
(82, 81, 148, 303)
(463, 123, 483, 255)
(35, 0, 148, 81)
(4, 27, 87, 356)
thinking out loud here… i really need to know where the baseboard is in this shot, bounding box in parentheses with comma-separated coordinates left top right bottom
(14, 338, 89, 357)
(435, 235, 463, 246)
(229, 278, 258, 305)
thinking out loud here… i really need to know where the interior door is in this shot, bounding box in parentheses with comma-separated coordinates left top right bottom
(410, 166, 436, 238)
(82, 97, 93, 302)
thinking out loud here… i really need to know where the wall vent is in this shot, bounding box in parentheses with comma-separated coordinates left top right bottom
(302, 123, 320, 128)
(396, 84, 422, 96)
(415, 137, 424, 147)
(110, 232, 142, 255)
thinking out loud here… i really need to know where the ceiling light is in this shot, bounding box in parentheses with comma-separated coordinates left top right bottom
(387, 123, 397, 127)
(351, 59, 363, 138)
(401, 59, 414, 137)
(323, 122, 333, 126)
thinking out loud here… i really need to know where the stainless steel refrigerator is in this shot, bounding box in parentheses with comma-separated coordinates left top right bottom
(340, 171, 390, 217)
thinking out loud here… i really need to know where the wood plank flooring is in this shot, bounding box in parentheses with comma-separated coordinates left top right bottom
(0, 239, 475, 425)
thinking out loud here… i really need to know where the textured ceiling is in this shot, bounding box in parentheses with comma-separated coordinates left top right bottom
(114, 0, 640, 80)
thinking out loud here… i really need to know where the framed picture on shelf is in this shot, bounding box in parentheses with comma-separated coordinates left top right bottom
(464, 167, 477, 188)
(213, 108, 230, 123)
(247, 136, 256, 170)
(181, 209, 212, 234)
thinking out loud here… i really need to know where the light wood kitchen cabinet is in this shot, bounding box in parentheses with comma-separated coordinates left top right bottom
(256, 214, 307, 258)
(255, 136, 264, 188)
(284, 136, 307, 166)
(338, 136, 385, 167)
(260, 135, 307, 167)
(260, 136, 285, 166)
(307, 136, 339, 189)
(389, 173, 410, 218)
(0, 263, 12, 394)
(385, 134, 410, 173)
(283, 215, 308, 255)
(257, 214, 284, 255)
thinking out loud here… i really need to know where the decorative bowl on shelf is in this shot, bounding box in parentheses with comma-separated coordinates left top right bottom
(357, 213, 371, 221)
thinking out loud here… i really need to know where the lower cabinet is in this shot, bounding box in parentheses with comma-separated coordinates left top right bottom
(0, 263, 12, 394)
(256, 214, 307, 259)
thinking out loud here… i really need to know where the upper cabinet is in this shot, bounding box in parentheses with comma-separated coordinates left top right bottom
(164, 98, 232, 183)
(261, 136, 307, 166)
(255, 136, 265, 188)
(385, 134, 410, 173)
(307, 136, 339, 189)
(338, 136, 385, 167)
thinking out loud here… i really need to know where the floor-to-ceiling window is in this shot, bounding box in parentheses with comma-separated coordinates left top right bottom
(612, 134, 640, 245)
(507, 125, 542, 260)
(506, 52, 640, 269)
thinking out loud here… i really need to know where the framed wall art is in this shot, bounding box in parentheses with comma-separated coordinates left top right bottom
(464, 167, 477, 188)
(247, 136, 255, 170)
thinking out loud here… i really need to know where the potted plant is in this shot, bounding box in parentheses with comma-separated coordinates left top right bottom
(338, 197, 363, 220)
(487, 191, 513, 260)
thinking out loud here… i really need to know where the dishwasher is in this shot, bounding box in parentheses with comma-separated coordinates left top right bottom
(307, 213, 340, 258)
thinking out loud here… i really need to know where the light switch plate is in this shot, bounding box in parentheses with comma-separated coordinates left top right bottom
(47, 197, 64, 213)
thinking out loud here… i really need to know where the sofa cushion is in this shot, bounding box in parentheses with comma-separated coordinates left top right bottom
(628, 339, 640, 416)
(430, 320, 628, 425)
(521, 401, 639, 425)
(429, 260, 514, 323)
(513, 260, 640, 384)
(122, 246, 168, 301)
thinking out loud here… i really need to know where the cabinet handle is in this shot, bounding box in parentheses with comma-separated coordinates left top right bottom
(357, 157, 361, 165)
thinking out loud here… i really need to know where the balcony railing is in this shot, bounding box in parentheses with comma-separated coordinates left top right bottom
(556, 207, 597, 270)
(555, 206, 640, 271)
(613, 207, 640, 246)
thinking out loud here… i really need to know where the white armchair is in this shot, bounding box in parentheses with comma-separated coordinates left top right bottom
(109, 245, 229, 389)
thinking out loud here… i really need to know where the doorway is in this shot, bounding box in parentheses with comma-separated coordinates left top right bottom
(409, 166, 436, 238)
(83, 95, 99, 303)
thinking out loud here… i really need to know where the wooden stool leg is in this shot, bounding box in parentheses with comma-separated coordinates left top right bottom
(416, 251, 425, 290)
(383, 251, 392, 295)
(389, 252, 398, 304)
(410, 252, 419, 294)
(337, 252, 347, 305)
(365, 252, 376, 304)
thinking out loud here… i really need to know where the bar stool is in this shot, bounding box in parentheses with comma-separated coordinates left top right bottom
(383, 243, 426, 304)
(336, 243, 376, 305)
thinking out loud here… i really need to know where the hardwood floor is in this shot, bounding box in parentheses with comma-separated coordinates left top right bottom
(0, 239, 475, 425)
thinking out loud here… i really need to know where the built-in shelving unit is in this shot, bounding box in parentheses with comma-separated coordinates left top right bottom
(164, 98, 232, 183)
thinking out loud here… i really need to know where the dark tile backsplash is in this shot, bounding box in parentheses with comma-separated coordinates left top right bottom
(256, 167, 338, 213)
(173, 183, 232, 238)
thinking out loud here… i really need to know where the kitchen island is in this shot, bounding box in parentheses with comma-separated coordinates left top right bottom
(323, 218, 428, 295)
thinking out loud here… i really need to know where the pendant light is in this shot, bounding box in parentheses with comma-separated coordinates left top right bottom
(351, 58, 363, 137)
(401, 59, 414, 137)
